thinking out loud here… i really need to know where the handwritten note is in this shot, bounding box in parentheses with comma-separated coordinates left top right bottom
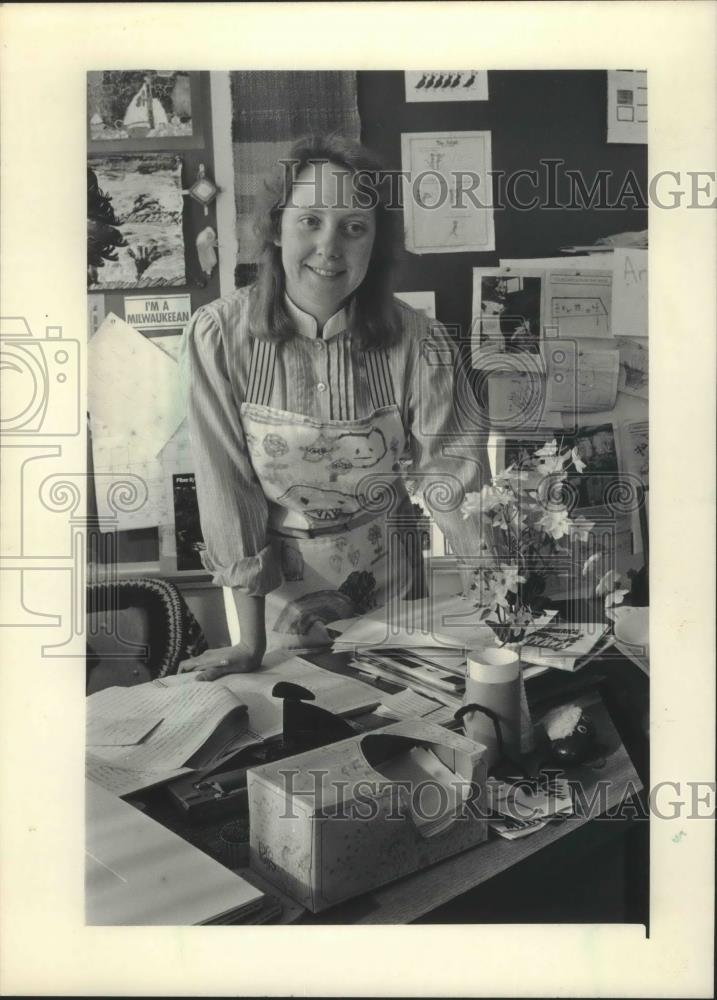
(87, 682, 245, 773)
(85, 755, 191, 797)
(377, 688, 445, 720)
(612, 249, 647, 338)
(86, 715, 163, 747)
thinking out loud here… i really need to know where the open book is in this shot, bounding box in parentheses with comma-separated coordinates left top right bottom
(86, 654, 382, 797)
(86, 682, 254, 797)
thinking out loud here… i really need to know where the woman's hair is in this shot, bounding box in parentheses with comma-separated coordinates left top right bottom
(248, 133, 403, 349)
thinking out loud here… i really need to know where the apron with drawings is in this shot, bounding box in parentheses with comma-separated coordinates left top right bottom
(223, 337, 420, 651)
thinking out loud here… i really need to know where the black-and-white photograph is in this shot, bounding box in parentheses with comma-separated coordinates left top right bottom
(1, 5, 714, 997)
(83, 65, 651, 930)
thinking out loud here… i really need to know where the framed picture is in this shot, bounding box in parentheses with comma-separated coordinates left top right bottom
(87, 71, 205, 152)
(490, 422, 622, 511)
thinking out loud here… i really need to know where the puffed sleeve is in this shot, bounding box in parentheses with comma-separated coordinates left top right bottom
(402, 312, 486, 563)
(180, 305, 282, 595)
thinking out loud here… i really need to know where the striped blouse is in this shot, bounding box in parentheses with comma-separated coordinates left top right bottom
(180, 286, 485, 595)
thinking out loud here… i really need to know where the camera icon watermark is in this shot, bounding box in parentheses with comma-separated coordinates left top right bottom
(0, 317, 80, 436)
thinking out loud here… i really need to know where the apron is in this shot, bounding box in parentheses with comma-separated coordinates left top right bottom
(223, 337, 420, 651)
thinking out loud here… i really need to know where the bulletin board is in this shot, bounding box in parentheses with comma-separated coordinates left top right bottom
(90, 69, 648, 579)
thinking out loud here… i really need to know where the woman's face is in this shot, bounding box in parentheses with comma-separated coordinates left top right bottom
(276, 161, 376, 324)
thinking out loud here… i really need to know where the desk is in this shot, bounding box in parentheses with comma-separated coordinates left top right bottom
(127, 646, 648, 925)
(123, 651, 648, 924)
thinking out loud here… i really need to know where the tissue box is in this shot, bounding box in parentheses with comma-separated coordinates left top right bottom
(248, 719, 488, 912)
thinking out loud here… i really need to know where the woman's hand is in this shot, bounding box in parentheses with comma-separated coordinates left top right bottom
(177, 641, 264, 682)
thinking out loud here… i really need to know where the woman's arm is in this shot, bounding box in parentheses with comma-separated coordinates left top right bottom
(178, 591, 266, 680)
(177, 301, 281, 678)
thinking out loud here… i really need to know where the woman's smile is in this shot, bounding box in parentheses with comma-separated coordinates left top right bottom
(306, 263, 346, 279)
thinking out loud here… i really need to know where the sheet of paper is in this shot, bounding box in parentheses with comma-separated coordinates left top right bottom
(405, 70, 488, 102)
(487, 372, 551, 431)
(377, 688, 447, 720)
(607, 70, 647, 144)
(162, 653, 382, 740)
(500, 255, 613, 270)
(87, 681, 244, 771)
(422, 704, 459, 726)
(88, 313, 186, 461)
(489, 816, 549, 839)
(545, 340, 619, 412)
(89, 325, 194, 532)
(85, 754, 192, 797)
(611, 248, 647, 338)
(334, 595, 502, 652)
(401, 131, 494, 254)
(394, 290, 436, 318)
(544, 269, 613, 339)
(617, 337, 648, 397)
(86, 715, 163, 747)
(488, 776, 573, 820)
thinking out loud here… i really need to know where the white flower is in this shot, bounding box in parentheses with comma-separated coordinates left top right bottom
(537, 508, 571, 540)
(595, 569, 620, 597)
(473, 569, 511, 610)
(460, 483, 510, 519)
(582, 552, 603, 577)
(571, 446, 587, 473)
(534, 439, 559, 457)
(499, 564, 526, 593)
(605, 589, 629, 608)
(460, 492, 482, 519)
(536, 454, 570, 478)
(495, 465, 533, 489)
(570, 515, 595, 543)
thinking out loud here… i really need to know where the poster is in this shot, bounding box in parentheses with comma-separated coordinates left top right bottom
(171, 473, 204, 571)
(401, 130, 495, 254)
(87, 153, 186, 289)
(123, 294, 192, 331)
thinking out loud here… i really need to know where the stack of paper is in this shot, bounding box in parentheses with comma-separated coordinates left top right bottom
(519, 622, 609, 671)
(487, 775, 574, 840)
(86, 682, 253, 796)
(86, 780, 266, 925)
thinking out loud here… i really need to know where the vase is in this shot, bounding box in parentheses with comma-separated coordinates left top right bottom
(492, 638, 535, 756)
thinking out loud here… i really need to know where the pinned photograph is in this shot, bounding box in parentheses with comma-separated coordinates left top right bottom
(472, 270, 543, 366)
(87, 71, 202, 149)
(617, 337, 649, 398)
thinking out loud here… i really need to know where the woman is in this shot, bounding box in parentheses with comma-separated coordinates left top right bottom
(179, 134, 481, 680)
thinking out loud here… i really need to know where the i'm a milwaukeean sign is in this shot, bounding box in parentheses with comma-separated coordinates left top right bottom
(123, 294, 192, 331)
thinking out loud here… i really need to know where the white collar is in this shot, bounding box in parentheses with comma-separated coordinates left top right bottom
(284, 294, 347, 341)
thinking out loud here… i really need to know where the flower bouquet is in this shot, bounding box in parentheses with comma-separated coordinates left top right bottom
(460, 437, 607, 639)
